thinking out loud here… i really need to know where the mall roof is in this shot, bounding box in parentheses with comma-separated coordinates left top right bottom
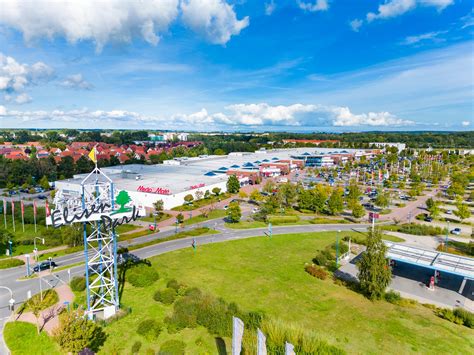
(385, 242, 474, 280)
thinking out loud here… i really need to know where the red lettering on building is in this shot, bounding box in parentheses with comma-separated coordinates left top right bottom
(137, 185, 171, 195)
(189, 183, 205, 190)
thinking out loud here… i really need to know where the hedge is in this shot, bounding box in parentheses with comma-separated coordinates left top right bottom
(126, 263, 159, 287)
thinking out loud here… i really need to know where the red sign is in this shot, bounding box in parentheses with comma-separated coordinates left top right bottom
(189, 183, 205, 190)
(137, 185, 171, 195)
(368, 212, 380, 220)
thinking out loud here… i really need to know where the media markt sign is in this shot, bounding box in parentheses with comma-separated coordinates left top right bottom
(47, 190, 144, 228)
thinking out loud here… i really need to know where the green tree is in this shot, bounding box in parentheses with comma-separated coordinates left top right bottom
(262, 180, 276, 194)
(375, 191, 390, 209)
(277, 182, 297, 208)
(249, 189, 263, 202)
(226, 202, 241, 223)
(351, 202, 365, 219)
(327, 187, 344, 215)
(183, 194, 194, 205)
(454, 202, 470, 221)
(226, 175, 240, 194)
(176, 213, 184, 224)
(53, 310, 107, 353)
(39, 175, 50, 190)
(61, 225, 83, 247)
(153, 200, 164, 217)
(212, 187, 221, 196)
(346, 180, 361, 203)
(357, 228, 392, 300)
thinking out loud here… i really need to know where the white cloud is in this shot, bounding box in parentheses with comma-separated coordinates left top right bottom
(350, 19, 363, 32)
(297, 0, 329, 12)
(59, 74, 94, 90)
(401, 31, 445, 45)
(366, 0, 453, 22)
(14, 93, 32, 104)
(0, 0, 248, 51)
(180, 0, 249, 45)
(1, 102, 414, 128)
(0, 105, 6, 115)
(265, 1, 276, 16)
(0, 53, 54, 103)
(461, 120, 470, 127)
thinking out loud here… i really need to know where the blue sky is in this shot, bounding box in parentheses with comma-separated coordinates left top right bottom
(0, 0, 472, 131)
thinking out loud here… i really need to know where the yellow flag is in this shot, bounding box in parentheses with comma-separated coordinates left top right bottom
(88, 147, 97, 164)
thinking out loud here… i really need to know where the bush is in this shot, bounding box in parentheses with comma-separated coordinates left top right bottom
(0, 258, 24, 269)
(166, 279, 181, 292)
(384, 290, 401, 304)
(382, 223, 446, 236)
(453, 308, 474, 328)
(154, 288, 177, 305)
(131, 340, 142, 354)
(136, 319, 162, 340)
(126, 263, 159, 287)
(305, 264, 328, 280)
(267, 215, 299, 224)
(70, 276, 86, 292)
(436, 309, 464, 325)
(158, 340, 186, 355)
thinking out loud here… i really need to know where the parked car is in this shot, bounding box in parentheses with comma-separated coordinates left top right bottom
(252, 208, 259, 214)
(37, 195, 47, 200)
(148, 224, 157, 231)
(424, 216, 433, 222)
(450, 228, 461, 235)
(33, 260, 57, 272)
(223, 205, 229, 210)
(446, 210, 453, 215)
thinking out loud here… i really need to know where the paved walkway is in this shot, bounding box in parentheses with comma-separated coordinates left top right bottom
(14, 284, 74, 335)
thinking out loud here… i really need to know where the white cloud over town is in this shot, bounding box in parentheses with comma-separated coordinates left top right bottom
(297, 0, 329, 12)
(0, 102, 415, 128)
(0, 0, 249, 51)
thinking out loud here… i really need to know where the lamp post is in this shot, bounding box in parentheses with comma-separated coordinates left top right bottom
(25, 254, 30, 277)
(445, 221, 449, 251)
(0, 286, 15, 314)
(33, 237, 45, 261)
(175, 219, 178, 234)
(335, 230, 341, 267)
(8, 240, 12, 258)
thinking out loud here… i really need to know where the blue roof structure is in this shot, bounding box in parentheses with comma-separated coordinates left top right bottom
(230, 164, 240, 168)
(204, 171, 217, 176)
(218, 166, 228, 171)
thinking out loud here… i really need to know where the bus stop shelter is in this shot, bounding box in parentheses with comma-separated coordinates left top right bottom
(385, 242, 474, 294)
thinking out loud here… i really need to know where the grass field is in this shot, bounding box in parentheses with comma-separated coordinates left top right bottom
(6, 231, 472, 354)
(183, 209, 227, 226)
(4, 321, 61, 355)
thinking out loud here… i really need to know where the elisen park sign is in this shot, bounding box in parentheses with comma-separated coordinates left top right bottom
(47, 190, 144, 229)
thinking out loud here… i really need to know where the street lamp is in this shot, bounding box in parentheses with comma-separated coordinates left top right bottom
(8, 240, 12, 258)
(33, 237, 45, 261)
(0, 286, 15, 314)
(25, 254, 30, 277)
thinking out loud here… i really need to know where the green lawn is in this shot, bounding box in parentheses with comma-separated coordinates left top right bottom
(171, 193, 232, 211)
(4, 321, 61, 355)
(183, 209, 227, 226)
(7, 231, 472, 354)
(139, 213, 172, 223)
(144, 231, 472, 354)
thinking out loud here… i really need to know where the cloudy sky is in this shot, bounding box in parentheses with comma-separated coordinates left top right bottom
(0, 0, 472, 131)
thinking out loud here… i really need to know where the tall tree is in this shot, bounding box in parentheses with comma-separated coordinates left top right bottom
(357, 228, 392, 300)
(226, 175, 240, 194)
(327, 187, 344, 215)
(226, 202, 242, 223)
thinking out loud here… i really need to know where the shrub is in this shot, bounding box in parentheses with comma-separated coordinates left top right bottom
(136, 319, 162, 340)
(53, 311, 107, 353)
(131, 340, 142, 354)
(0, 258, 24, 269)
(436, 309, 464, 325)
(267, 215, 299, 224)
(158, 340, 186, 355)
(70, 276, 86, 292)
(126, 263, 159, 287)
(384, 290, 401, 304)
(154, 288, 177, 305)
(305, 264, 328, 280)
(453, 308, 474, 328)
(166, 279, 181, 291)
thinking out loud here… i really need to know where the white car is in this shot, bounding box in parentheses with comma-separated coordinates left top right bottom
(446, 210, 453, 215)
(252, 208, 259, 214)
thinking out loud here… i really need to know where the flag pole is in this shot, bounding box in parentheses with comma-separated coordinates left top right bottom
(33, 200, 37, 233)
(11, 201, 15, 233)
(21, 200, 25, 233)
(3, 200, 6, 229)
